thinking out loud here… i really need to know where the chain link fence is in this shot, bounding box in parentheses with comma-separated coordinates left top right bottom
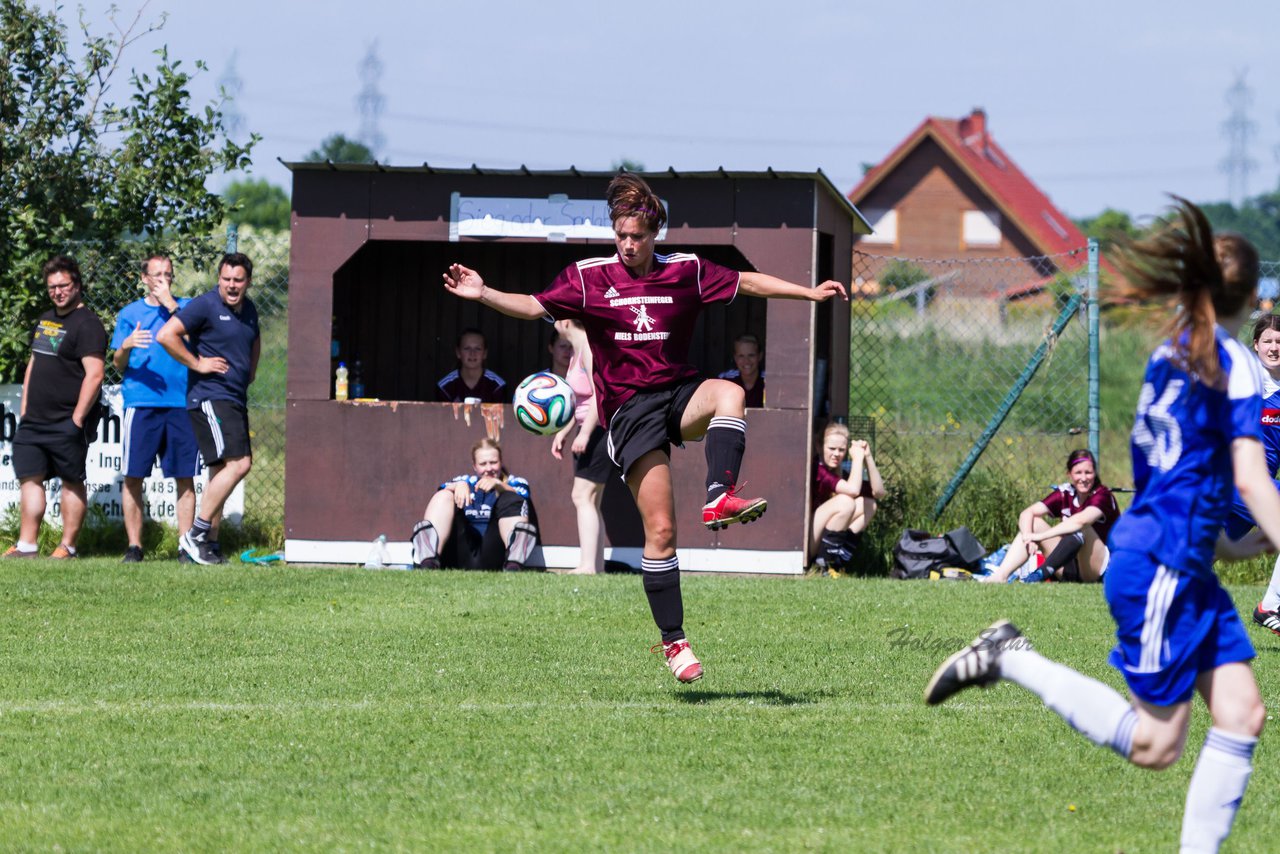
(69, 226, 290, 534)
(848, 247, 1096, 524)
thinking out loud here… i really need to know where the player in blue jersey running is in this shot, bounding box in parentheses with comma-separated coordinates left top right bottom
(925, 199, 1280, 854)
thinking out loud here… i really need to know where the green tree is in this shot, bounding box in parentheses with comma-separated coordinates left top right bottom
(306, 134, 375, 164)
(1199, 193, 1280, 260)
(0, 0, 254, 380)
(223, 179, 290, 231)
(1075, 208, 1139, 252)
(612, 158, 645, 172)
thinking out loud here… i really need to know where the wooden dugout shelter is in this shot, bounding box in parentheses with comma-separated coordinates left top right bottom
(283, 163, 870, 573)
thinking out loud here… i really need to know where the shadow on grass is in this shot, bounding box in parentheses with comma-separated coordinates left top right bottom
(673, 689, 815, 706)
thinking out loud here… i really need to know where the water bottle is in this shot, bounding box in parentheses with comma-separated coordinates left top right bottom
(364, 534, 390, 568)
(335, 362, 349, 401)
(352, 360, 365, 398)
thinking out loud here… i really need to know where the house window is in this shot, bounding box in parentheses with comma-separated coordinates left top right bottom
(861, 209, 897, 246)
(962, 210, 1001, 248)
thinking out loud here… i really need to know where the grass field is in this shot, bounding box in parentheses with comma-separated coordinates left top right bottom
(3, 560, 1278, 852)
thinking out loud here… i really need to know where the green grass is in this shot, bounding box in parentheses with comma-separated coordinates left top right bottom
(2, 560, 1278, 851)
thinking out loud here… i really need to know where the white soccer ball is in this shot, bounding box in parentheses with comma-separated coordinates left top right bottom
(512, 371, 577, 436)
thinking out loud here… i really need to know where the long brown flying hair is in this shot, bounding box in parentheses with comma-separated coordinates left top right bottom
(1115, 196, 1258, 387)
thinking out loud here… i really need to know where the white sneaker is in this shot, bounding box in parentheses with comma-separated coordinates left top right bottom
(1010, 555, 1038, 582)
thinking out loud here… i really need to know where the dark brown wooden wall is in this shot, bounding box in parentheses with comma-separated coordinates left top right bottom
(331, 241, 766, 403)
(285, 169, 857, 563)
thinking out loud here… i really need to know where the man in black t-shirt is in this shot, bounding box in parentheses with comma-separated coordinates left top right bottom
(5, 256, 108, 559)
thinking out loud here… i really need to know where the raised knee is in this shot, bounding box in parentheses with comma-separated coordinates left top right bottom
(831, 494, 856, 513)
(717, 381, 745, 414)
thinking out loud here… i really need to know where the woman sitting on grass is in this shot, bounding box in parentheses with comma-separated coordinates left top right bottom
(980, 448, 1120, 584)
(810, 422, 886, 576)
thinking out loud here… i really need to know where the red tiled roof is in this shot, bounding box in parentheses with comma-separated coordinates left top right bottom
(849, 110, 1089, 260)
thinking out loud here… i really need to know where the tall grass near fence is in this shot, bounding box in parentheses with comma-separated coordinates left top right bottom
(851, 306, 1279, 583)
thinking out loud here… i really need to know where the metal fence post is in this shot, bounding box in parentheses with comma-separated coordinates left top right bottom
(226, 223, 238, 254)
(1088, 238, 1099, 459)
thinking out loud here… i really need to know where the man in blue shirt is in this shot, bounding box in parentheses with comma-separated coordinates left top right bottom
(157, 252, 260, 565)
(110, 254, 200, 563)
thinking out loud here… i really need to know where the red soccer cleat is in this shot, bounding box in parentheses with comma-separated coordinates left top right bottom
(702, 485, 767, 531)
(653, 639, 704, 683)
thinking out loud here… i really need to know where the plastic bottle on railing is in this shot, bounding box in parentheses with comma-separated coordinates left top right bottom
(364, 534, 390, 568)
(335, 362, 349, 401)
(352, 360, 365, 398)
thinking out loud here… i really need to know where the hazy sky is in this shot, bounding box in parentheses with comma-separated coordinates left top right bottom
(48, 0, 1280, 221)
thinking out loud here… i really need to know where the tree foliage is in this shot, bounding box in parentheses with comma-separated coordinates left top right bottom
(1074, 208, 1139, 252)
(223, 179, 290, 231)
(305, 134, 375, 164)
(0, 0, 255, 380)
(1198, 193, 1280, 261)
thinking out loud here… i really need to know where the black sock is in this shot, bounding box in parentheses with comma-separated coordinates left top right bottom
(820, 529, 854, 568)
(641, 557, 684, 643)
(705, 416, 746, 502)
(1042, 532, 1084, 572)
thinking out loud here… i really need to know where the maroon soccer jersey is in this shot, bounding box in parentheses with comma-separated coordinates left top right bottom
(1041, 483, 1120, 544)
(533, 252, 739, 424)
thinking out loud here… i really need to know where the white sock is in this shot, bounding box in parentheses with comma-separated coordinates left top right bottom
(999, 648, 1137, 756)
(1261, 553, 1280, 611)
(15, 541, 37, 553)
(60, 544, 76, 555)
(1179, 728, 1256, 854)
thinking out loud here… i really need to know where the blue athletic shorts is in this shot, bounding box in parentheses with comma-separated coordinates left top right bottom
(1221, 480, 1280, 541)
(122, 406, 200, 479)
(1105, 548, 1254, 706)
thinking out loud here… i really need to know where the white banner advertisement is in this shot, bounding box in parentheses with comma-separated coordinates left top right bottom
(0, 384, 242, 526)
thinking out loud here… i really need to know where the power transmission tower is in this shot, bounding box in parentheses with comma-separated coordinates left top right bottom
(356, 42, 386, 160)
(1220, 68, 1256, 206)
(218, 50, 245, 141)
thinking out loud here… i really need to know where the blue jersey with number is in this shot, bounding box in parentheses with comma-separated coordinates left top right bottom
(1109, 326, 1264, 578)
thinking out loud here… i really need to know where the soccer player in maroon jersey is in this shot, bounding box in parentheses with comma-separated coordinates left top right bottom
(443, 173, 847, 683)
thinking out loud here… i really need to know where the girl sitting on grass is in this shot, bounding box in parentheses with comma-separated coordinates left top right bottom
(980, 449, 1120, 583)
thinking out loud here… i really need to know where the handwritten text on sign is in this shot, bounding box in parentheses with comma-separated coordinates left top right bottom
(449, 193, 669, 242)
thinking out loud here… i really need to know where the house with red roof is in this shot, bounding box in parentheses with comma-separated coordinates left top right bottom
(848, 108, 1095, 301)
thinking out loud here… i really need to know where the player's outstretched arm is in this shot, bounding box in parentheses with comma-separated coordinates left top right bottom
(443, 263, 545, 320)
(1234, 436, 1280, 558)
(739, 272, 848, 302)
